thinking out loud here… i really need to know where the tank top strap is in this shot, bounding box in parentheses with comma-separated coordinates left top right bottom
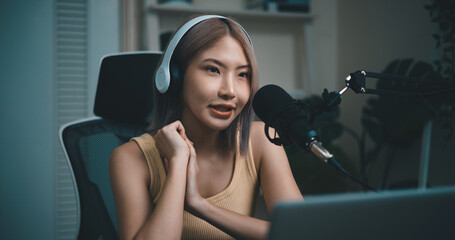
(244, 139, 258, 185)
(130, 133, 166, 203)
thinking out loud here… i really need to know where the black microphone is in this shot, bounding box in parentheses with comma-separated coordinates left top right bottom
(253, 84, 377, 191)
(252, 84, 334, 163)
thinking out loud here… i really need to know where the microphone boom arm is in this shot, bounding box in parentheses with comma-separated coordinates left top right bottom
(312, 69, 455, 121)
(342, 70, 455, 98)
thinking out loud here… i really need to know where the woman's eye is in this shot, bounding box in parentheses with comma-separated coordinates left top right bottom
(239, 72, 249, 79)
(206, 66, 220, 74)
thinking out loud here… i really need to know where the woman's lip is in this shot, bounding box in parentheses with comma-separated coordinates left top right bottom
(210, 103, 235, 109)
(209, 105, 234, 118)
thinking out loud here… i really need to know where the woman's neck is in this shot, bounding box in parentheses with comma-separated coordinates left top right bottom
(181, 120, 230, 158)
(187, 126, 219, 148)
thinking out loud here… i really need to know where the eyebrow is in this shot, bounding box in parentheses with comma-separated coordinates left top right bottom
(202, 58, 251, 70)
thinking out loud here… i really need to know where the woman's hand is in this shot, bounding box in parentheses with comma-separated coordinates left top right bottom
(184, 137, 206, 216)
(154, 120, 191, 169)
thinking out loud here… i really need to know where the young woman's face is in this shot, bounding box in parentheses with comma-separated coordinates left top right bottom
(181, 36, 251, 132)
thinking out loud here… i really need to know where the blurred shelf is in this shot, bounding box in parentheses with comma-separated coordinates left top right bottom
(144, 2, 315, 92)
(148, 4, 314, 21)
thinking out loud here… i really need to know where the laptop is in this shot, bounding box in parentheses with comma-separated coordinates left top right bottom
(267, 186, 455, 240)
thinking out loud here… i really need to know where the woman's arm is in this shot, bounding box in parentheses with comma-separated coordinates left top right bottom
(110, 121, 191, 240)
(251, 121, 303, 214)
(187, 198, 270, 240)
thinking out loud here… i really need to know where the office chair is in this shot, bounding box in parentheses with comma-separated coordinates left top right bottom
(59, 52, 162, 240)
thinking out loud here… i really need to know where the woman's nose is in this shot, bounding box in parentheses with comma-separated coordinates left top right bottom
(219, 73, 236, 99)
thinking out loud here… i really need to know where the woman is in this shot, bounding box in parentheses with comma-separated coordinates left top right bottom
(110, 15, 302, 240)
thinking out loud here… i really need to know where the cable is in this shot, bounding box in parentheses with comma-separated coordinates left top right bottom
(327, 157, 377, 192)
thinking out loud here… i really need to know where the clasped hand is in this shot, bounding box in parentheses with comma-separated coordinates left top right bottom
(154, 120, 204, 214)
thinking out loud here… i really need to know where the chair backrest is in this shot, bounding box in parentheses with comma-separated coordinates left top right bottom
(59, 52, 162, 240)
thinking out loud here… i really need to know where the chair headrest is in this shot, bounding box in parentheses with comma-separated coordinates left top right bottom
(94, 52, 162, 125)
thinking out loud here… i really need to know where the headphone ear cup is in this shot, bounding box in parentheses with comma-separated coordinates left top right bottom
(155, 67, 171, 93)
(169, 63, 181, 91)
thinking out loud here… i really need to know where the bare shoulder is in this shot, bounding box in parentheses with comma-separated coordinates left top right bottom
(250, 121, 268, 152)
(109, 140, 150, 184)
(111, 140, 143, 161)
(110, 141, 144, 166)
(250, 121, 280, 153)
(250, 121, 285, 169)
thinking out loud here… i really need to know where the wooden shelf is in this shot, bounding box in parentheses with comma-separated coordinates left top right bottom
(148, 4, 314, 21)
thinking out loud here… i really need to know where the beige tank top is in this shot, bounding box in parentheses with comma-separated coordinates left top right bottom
(131, 133, 259, 240)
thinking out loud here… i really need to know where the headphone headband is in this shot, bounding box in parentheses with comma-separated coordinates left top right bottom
(155, 15, 252, 93)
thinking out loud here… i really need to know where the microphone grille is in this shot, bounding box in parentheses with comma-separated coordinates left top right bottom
(253, 84, 295, 123)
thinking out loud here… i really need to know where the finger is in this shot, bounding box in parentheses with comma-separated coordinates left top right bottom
(184, 137, 196, 155)
(174, 121, 187, 140)
(183, 137, 195, 162)
(186, 139, 198, 173)
(163, 120, 185, 139)
(187, 150, 197, 179)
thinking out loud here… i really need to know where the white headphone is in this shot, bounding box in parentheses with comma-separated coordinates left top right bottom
(155, 15, 253, 93)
